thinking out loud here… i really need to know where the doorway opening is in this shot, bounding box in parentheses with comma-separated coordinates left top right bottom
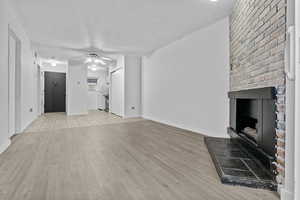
(44, 72, 66, 113)
(8, 28, 21, 137)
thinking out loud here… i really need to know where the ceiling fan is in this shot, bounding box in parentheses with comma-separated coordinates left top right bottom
(33, 42, 123, 58)
(33, 42, 118, 71)
(83, 52, 115, 72)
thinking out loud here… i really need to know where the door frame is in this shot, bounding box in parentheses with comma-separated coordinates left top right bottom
(8, 26, 22, 136)
(294, 0, 300, 199)
(37, 65, 42, 116)
(110, 67, 124, 116)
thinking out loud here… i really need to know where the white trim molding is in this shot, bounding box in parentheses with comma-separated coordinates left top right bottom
(0, 139, 11, 154)
(280, 186, 295, 200)
(142, 115, 230, 139)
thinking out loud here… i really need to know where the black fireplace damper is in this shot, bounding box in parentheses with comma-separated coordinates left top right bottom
(204, 87, 277, 191)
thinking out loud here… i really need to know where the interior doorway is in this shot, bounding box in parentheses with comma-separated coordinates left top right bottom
(44, 72, 66, 113)
(8, 28, 21, 137)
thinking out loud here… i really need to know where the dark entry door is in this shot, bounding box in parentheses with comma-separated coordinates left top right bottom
(44, 72, 66, 113)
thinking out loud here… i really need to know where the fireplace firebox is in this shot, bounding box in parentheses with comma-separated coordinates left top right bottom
(228, 87, 277, 173)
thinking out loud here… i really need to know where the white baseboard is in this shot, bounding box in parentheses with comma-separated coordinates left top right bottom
(0, 139, 11, 154)
(123, 115, 142, 119)
(142, 115, 228, 138)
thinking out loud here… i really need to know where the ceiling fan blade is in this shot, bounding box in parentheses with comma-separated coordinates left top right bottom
(33, 42, 147, 61)
(33, 42, 91, 53)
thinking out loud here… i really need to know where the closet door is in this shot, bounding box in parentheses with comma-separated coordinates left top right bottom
(111, 69, 123, 116)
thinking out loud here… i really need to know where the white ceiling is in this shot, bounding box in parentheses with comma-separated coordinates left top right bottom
(11, 0, 233, 59)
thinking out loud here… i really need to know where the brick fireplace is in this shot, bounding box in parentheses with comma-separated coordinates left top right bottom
(230, 0, 287, 185)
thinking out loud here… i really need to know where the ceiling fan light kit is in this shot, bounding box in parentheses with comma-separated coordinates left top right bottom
(85, 53, 113, 71)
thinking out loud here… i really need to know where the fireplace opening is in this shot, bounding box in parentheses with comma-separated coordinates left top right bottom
(204, 87, 279, 190)
(228, 87, 277, 174)
(236, 99, 259, 142)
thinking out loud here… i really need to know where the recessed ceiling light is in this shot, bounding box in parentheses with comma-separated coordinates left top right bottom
(210, 0, 218, 2)
(88, 64, 99, 71)
(90, 67, 97, 71)
(49, 56, 58, 67)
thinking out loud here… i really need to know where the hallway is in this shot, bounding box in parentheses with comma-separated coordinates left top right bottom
(25, 111, 143, 133)
(0, 114, 278, 200)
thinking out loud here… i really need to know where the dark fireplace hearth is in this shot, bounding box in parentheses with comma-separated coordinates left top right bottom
(205, 87, 277, 191)
(228, 87, 277, 172)
(205, 137, 277, 190)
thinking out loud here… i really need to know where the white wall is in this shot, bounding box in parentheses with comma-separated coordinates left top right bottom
(142, 17, 230, 138)
(87, 91, 98, 110)
(10, 7, 38, 133)
(41, 63, 67, 73)
(0, 0, 11, 152)
(124, 56, 142, 118)
(0, 0, 38, 152)
(67, 61, 88, 115)
(295, 0, 300, 199)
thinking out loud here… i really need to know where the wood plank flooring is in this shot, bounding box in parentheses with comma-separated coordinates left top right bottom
(0, 112, 279, 200)
(24, 111, 143, 133)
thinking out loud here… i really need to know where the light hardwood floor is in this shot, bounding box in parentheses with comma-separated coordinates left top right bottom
(24, 110, 143, 133)
(0, 112, 279, 200)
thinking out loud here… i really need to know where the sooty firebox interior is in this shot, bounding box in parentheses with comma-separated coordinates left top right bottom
(229, 87, 277, 171)
(236, 99, 259, 142)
